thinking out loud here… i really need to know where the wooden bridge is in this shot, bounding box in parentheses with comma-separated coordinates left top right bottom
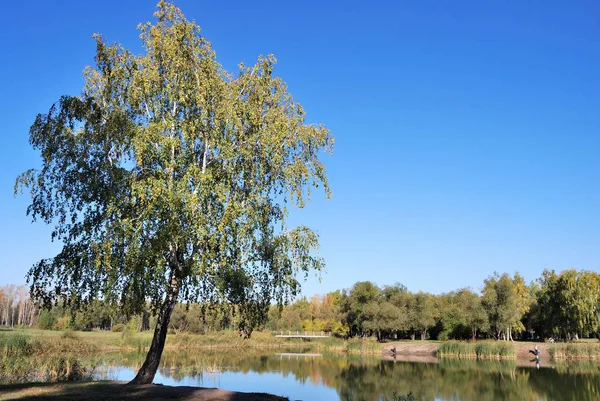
(278, 352, 322, 360)
(274, 331, 332, 338)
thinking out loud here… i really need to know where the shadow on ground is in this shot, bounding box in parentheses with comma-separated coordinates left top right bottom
(0, 381, 289, 401)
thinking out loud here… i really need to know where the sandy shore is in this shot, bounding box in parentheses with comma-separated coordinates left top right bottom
(380, 341, 553, 359)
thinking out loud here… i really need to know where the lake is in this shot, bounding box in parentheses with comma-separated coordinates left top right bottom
(91, 350, 598, 400)
(4, 350, 600, 400)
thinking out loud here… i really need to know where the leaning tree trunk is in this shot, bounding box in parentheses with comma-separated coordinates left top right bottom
(130, 276, 180, 385)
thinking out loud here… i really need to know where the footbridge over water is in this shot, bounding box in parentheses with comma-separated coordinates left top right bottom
(274, 331, 332, 338)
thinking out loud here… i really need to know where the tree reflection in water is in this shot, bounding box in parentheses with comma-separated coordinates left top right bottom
(4, 350, 600, 401)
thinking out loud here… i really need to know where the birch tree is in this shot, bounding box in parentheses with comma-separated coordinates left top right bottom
(16, 1, 332, 384)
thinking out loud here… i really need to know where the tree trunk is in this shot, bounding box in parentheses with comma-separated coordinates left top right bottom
(420, 329, 426, 341)
(130, 276, 180, 385)
(472, 329, 477, 341)
(142, 310, 150, 332)
(410, 332, 415, 341)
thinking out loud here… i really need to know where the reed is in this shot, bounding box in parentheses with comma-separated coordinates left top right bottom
(437, 341, 515, 359)
(0, 353, 96, 383)
(345, 338, 382, 354)
(0, 332, 31, 356)
(549, 343, 600, 359)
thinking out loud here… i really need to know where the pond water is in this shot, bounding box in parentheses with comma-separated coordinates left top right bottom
(6, 350, 600, 400)
(90, 350, 599, 401)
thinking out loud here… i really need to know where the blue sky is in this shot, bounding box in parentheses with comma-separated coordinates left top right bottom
(1, 0, 598, 297)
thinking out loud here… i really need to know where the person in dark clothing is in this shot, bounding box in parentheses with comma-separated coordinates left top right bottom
(529, 345, 541, 356)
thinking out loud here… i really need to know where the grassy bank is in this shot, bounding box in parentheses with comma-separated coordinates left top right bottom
(436, 341, 515, 360)
(0, 332, 99, 382)
(0, 329, 382, 355)
(1, 331, 96, 356)
(7, 329, 600, 361)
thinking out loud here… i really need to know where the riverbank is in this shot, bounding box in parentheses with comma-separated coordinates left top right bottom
(0, 381, 288, 401)
(0, 329, 381, 355)
(382, 340, 600, 360)
(4, 329, 600, 360)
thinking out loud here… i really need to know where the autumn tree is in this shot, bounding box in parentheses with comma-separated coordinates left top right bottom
(16, 1, 332, 384)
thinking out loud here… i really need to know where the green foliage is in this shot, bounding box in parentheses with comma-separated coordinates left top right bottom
(111, 324, 125, 333)
(436, 288, 489, 340)
(344, 281, 382, 336)
(362, 301, 404, 341)
(38, 310, 57, 330)
(409, 292, 436, 340)
(482, 272, 531, 340)
(536, 269, 600, 340)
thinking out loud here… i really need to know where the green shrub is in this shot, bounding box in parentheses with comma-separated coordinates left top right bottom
(111, 324, 125, 333)
(38, 310, 57, 330)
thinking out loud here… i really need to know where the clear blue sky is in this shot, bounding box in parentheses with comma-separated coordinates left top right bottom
(1, 1, 598, 297)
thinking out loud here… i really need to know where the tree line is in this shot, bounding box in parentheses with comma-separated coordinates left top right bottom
(3, 268, 599, 342)
(0, 285, 37, 327)
(264, 269, 600, 342)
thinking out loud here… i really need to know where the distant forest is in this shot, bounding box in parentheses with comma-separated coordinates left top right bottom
(2, 269, 599, 342)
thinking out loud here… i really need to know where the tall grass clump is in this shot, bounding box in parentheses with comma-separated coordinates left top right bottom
(42, 355, 94, 382)
(437, 341, 515, 359)
(437, 341, 475, 358)
(345, 338, 383, 354)
(38, 332, 97, 354)
(0, 332, 31, 356)
(475, 341, 515, 359)
(120, 331, 152, 351)
(550, 343, 600, 359)
(0, 354, 96, 383)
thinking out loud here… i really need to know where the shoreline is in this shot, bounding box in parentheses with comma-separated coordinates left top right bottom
(4, 329, 600, 361)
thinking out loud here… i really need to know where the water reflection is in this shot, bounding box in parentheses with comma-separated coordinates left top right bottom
(104, 351, 600, 401)
(4, 350, 600, 401)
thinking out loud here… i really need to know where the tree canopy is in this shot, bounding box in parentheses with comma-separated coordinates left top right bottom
(16, 1, 332, 383)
